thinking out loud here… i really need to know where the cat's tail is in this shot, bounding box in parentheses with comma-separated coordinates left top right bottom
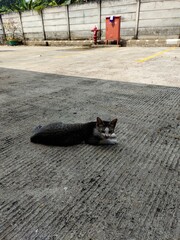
(33, 125, 43, 133)
(31, 125, 43, 143)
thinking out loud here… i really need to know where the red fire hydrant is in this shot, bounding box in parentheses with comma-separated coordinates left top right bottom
(91, 26, 99, 45)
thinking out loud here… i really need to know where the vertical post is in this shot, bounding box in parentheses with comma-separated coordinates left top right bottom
(19, 12, 25, 42)
(40, 10, 46, 40)
(98, 0, 102, 40)
(0, 14, 6, 43)
(134, 0, 141, 39)
(66, 5, 71, 40)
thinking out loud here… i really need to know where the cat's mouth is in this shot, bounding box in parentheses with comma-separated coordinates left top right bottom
(102, 134, 111, 139)
(102, 133, 116, 139)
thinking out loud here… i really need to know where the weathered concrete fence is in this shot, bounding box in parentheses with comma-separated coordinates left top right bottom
(0, 0, 180, 43)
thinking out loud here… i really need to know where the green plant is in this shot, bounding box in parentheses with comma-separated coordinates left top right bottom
(0, 0, 89, 13)
(33, 0, 49, 12)
(0, 6, 10, 13)
(12, 0, 33, 11)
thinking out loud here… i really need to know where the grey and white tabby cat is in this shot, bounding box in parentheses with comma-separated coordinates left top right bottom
(30, 117, 118, 146)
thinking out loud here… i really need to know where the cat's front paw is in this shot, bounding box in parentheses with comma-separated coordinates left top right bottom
(108, 139, 118, 145)
(100, 138, 118, 145)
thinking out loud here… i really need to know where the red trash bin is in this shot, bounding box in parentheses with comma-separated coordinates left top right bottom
(106, 16, 121, 45)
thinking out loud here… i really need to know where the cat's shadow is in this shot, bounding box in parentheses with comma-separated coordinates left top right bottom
(90, 143, 123, 153)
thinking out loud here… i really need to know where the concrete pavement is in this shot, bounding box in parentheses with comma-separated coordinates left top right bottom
(0, 46, 179, 240)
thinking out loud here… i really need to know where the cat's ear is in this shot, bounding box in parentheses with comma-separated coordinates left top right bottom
(110, 118, 117, 128)
(96, 117, 103, 126)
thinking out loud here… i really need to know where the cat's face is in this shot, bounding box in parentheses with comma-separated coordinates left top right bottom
(96, 117, 117, 139)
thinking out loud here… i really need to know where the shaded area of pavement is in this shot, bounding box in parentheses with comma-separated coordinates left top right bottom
(0, 67, 179, 240)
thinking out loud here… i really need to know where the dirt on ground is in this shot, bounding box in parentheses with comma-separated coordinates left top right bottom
(0, 46, 179, 240)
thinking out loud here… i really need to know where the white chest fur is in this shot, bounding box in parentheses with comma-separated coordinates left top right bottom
(93, 128, 118, 145)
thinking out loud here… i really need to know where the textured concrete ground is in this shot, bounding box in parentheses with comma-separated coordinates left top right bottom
(0, 46, 180, 240)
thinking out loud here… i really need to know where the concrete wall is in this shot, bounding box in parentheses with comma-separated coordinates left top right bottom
(43, 6, 68, 40)
(69, 2, 99, 39)
(139, 0, 180, 39)
(0, 0, 179, 42)
(21, 11, 43, 40)
(101, 0, 137, 39)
